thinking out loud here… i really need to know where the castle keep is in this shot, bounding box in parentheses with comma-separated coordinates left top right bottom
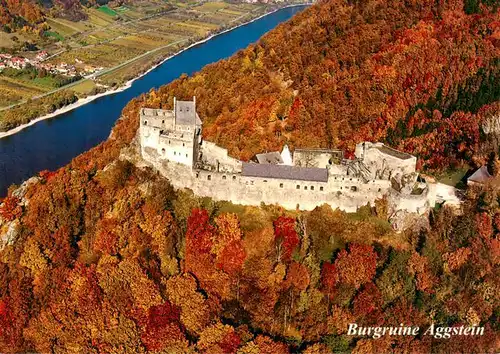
(139, 99, 437, 213)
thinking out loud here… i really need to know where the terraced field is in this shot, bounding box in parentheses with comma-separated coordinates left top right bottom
(0, 78, 47, 106)
(0, 0, 306, 128)
(37, 1, 270, 78)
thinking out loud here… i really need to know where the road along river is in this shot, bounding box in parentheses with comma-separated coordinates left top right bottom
(0, 5, 307, 196)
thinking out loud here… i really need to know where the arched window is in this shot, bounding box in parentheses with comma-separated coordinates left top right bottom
(143, 120, 148, 125)
(161, 148, 165, 154)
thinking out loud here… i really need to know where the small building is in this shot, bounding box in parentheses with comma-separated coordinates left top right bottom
(252, 145, 293, 165)
(36, 51, 49, 61)
(467, 166, 492, 186)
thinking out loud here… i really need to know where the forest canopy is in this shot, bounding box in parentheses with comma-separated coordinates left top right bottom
(0, 0, 499, 352)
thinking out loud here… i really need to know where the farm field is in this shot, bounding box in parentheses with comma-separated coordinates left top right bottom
(0, 77, 49, 106)
(69, 79, 98, 95)
(0, 0, 306, 130)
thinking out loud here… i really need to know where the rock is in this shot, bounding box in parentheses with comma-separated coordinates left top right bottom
(0, 219, 20, 250)
(12, 176, 40, 202)
(389, 209, 429, 233)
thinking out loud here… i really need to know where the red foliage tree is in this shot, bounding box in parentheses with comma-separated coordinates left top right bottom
(0, 298, 11, 340)
(273, 216, 299, 262)
(146, 302, 181, 330)
(141, 302, 184, 352)
(284, 261, 310, 292)
(219, 331, 241, 353)
(39, 170, 56, 182)
(0, 196, 22, 221)
(353, 282, 384, 326)
(334, 243, 377, 289)
(216, 240, 246, 276)
(93, 219, 120, 256)
(321, 261, 339, 295)
(475, 212, 493, 240)
(185, 209, 215, 270)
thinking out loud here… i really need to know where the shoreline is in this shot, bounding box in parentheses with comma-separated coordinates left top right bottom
(0, 3, 310, 141)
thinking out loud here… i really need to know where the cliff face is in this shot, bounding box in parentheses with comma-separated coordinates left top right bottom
(0, 1, 499, 353)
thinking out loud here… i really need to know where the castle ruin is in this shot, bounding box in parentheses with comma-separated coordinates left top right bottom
(139, 98, 437, 214)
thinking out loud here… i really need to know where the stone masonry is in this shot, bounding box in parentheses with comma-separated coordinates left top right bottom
(139, 98, 437, 213)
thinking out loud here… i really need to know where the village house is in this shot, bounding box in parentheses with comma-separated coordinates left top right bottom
(35, 51, 49, 62)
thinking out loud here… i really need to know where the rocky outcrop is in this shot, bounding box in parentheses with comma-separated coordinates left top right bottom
(0, 219, 20, 249)
(389, 210, 429, 233)
(0, 176, 40, 250)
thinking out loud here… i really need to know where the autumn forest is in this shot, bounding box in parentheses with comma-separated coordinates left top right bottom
(0, 0, 499, 353)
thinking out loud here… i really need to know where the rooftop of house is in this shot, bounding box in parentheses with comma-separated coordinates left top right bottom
(242, 163, 328, 182)
(467, 166, 492, 184)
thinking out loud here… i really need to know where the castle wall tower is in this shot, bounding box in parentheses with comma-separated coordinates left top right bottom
(139, 98, 202, 168)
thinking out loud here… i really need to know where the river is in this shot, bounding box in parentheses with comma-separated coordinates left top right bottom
(0, 5, 306, 196)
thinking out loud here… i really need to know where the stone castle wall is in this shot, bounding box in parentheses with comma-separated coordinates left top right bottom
(142, 147, 395, 211)
(355, 142, 417, 179)
(200, 141, 242, 173)
(388, 187, 433, 215)
(138, 106, 434, 215)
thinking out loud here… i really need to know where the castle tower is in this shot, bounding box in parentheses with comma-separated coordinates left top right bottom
(139, 97, 202, 169)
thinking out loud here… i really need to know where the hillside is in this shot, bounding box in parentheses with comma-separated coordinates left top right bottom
(0, 0, 499, 352)
(145, 0, 499, 171)
(0, 97, 498, 352)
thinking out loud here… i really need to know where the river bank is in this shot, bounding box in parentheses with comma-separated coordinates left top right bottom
(0, 3, 310, 141)
(0, 5, 307, 196)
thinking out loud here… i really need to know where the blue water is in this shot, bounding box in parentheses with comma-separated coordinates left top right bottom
(0, 6, 306, 196)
